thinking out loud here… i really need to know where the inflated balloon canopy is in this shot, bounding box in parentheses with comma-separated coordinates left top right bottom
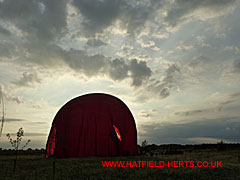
(46, 93, 138, 158)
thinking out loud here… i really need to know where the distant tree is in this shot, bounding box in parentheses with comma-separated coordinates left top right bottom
(217, 139, 226, 151)
(218, 140, 225, 144)
(141, 139, 148, 147)
(6, 127, 31, 171)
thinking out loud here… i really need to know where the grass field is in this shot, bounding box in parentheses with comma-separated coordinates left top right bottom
(0, 149, 240, 180)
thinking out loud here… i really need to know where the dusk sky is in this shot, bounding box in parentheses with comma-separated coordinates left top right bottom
(0, 0, 240, 149)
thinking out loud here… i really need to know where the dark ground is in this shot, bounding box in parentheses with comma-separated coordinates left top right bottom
(0, 145, 240, 180)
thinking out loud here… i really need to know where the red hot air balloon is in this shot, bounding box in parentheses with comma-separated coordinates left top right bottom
(46, 93, 138, 158)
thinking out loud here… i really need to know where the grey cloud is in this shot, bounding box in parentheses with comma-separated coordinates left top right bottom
(165, 63, 181, 82)
(1, 0, 153, 41)
(159, 87, 170, 99)
(164, 0, 237, 28)
(0, 0, 40, 19)
(135, 94, 149, 103)
(174, 92, 240, 114)
(0, 0, 67, 42)
(4, 118, 46, 124)
(123, 3, 155, 36)
(86, 38, 106, 47)
(217, 102, 232, 112)
(188, 55, 219, 76)
(33, 121, 47, 125)
(217, 92, 240, 111)
(108, 59, 129, 81)
(20, 42, 152, 87)
(119, 1, 163, 36)
(0, 41, 15, 58)
(138, 117, 240, 144)
(63, 49, 152, 86)
(177, 41, 193, 51)
(64, 49, 108, 76)
(175, 109, 204, 116)
(31, 104, 42, 109)
(189, 55, 210, 68)
(0, 25, 11, 36)
(224, 46, 240, 55)
(232, 59, 240, 73)
(72, 0, 164, 36)
(0, 0, 174, 89)
(142, 114, 150, 118)
(129, 59, 152, 86)
(139, 109, 157, 118)
(146, 63, 181, 99)
(230, 92, 240, 98)
(6, 96, 23, 104)
(23, 42, 65, 66)
(37, 0, 67, 41)
(0, 85, 23, 104)
(72, 0, 123, 36)
(71, 0, 236, 38)
(12, 72, 41, 87)
(4, 118, 25, 122)
(0, 0, 236, 43)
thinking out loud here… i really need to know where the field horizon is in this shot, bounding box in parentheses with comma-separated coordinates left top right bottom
(0, 144, 240, 180)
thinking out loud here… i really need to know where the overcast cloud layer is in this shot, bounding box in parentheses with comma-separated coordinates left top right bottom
(0, 0, 240, 148)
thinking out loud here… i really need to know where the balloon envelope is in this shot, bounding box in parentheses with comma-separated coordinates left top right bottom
(45, 93, 138, 158)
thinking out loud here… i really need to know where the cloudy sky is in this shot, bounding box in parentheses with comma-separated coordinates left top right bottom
(0, 0, 240, 149)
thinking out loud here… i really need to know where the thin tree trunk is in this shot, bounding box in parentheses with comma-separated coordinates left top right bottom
(13, 150, 17, 172)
